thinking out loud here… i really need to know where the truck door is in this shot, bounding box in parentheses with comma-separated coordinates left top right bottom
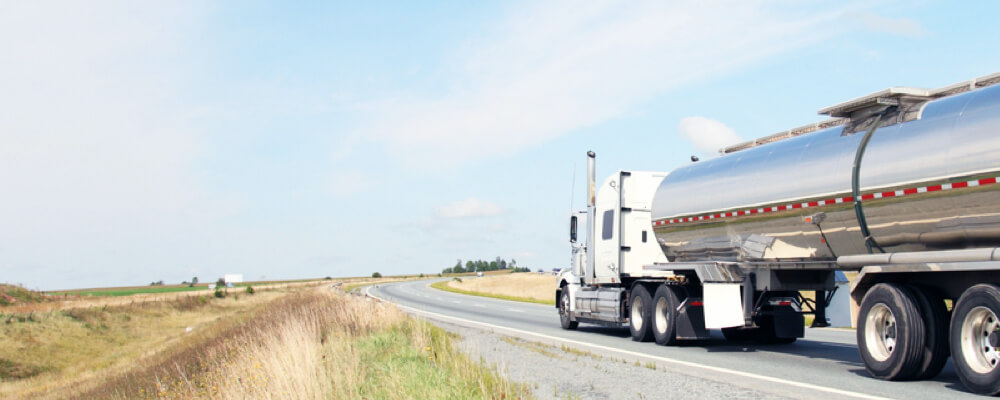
(593, 173, 622, 284)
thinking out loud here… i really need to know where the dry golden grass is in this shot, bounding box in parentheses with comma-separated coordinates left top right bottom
(2, 282, 529, 400)
(0, 288, 289, 399)
(445, 272, 557, 303)
(93, 287, 529, 400)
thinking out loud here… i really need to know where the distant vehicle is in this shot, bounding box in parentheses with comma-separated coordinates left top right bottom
(477, 272, 484, 277)
(557, 73, 1000, 395)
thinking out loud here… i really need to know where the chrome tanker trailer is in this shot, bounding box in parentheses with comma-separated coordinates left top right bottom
(556, 72, 1000, 395)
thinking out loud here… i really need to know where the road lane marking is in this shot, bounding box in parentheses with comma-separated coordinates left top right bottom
(366, 285, 891, 400)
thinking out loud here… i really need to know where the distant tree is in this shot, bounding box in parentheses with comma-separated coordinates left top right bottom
(489, 261, 497, 270)
(372, 272, 382, 278)
(510, 259, 517, 269)
(442, 267, 453, 274)
(192, 277, 199, 285)
(149, 280, 164, 286)
(465, 260, 473, 271)
(216, 278, 226, 287)
(455, 259, 462, 271)
(499, 259, 507, 269)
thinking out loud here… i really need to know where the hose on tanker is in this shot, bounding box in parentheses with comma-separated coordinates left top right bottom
(851, 106, 897, 254)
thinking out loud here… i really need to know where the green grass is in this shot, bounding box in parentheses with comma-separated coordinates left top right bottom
(1, 284, 49, 305)
(355, 320, 529, 399)
(47, 285, 210, 297)
(430, 280, 555, 306)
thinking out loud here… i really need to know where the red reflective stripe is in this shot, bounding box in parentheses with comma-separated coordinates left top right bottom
(690, 301, 703, 307)
(656, 175, 1000, 226)
(778, 301, 791, 306)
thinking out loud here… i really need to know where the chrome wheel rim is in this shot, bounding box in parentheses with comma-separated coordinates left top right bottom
(960, 306, 1000, 374)
(864, 303, 896, 362)
(560, 292, 570, 321)
(654, 296, 669, 334)
(631, 295, 644, 331)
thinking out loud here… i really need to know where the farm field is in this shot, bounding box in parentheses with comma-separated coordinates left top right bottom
(0, 278, 528, 400)
(435, 272, 557, 305)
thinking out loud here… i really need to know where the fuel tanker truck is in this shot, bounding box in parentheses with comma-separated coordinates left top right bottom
(555, 72, 1000, 395)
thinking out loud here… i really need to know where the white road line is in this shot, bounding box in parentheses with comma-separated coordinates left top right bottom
(366, 285, 891, 400)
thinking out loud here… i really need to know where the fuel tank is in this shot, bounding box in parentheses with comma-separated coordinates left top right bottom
(651, 82, 1000, 262)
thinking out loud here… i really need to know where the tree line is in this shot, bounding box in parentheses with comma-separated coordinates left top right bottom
(441, 257, 530, 274)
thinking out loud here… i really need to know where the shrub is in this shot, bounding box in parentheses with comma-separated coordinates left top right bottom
(372, 272, 382, 278)
(214, 288, 226, 298)
(452, 277, 462, 283)
(246, 286, 255, 295)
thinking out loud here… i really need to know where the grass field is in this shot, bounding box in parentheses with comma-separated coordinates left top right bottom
(1, 280, 529, 399)
(435, 272, 557, 305)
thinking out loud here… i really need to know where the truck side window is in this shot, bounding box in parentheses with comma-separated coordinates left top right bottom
(602, 210, 614, 240)
(642, 230, 647, 243)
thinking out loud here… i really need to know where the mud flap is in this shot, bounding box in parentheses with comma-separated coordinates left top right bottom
(676, 298, 711, 340)
(704, 283, 745, 329)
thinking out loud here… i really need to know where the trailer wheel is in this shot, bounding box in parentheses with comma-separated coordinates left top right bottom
(908, 286, 949, 380)
(857, 283, 926, 380)
(559, 289, 578, 330)
(652, 285, 681, 345)
(629, 285, 653, 342)
(949, 284, 1000, 395)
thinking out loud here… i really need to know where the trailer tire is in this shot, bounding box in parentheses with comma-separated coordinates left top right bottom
(629, 285, 654, 342)
(908, 286, 949, 380)
(857, 283, 926, 381)
(559, 289, 578, 330)
(949, 284, 1000, 395)
(652, 285, 681, 345)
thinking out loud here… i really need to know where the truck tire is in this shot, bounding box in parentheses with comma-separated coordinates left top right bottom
(559, 289, 578, 330)
(949, 284, 1000, 395)
(908, 286, 949, 380)
(629, 285, 653, 342)
(652, 285, 681, 345)
(857, 283, 926, 380)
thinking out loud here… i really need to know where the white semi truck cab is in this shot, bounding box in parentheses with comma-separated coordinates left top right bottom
(557, 72, 1000, 395)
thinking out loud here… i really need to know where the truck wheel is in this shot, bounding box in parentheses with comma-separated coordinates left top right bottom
(908, 286, 949, 380)
(857, 283, 926, 380)
(559, 289, 578, 330)
(949, 284, 1000, 395)
(652, 285, 681, 345)
(629, 285, 653, 342)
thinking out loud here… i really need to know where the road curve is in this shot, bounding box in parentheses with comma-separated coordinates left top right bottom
(368, 278, 982, 400)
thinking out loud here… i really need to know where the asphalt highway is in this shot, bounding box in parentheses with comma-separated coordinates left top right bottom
(368, 278, 984, 400)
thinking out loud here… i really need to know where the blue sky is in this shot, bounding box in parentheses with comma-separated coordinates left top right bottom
(2, 1, 999, 290)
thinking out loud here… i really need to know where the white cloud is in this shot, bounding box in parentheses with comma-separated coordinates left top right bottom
(434, 197, 505, 219)
(361, 1, 855, 166)
(677, 116, 744, 155)
(855, 12, 928, 37)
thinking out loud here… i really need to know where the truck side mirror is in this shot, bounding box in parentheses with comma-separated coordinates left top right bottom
(570, 216, 578, 243)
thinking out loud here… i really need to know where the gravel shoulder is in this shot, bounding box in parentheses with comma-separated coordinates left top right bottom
(435, 320, 794, 400)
